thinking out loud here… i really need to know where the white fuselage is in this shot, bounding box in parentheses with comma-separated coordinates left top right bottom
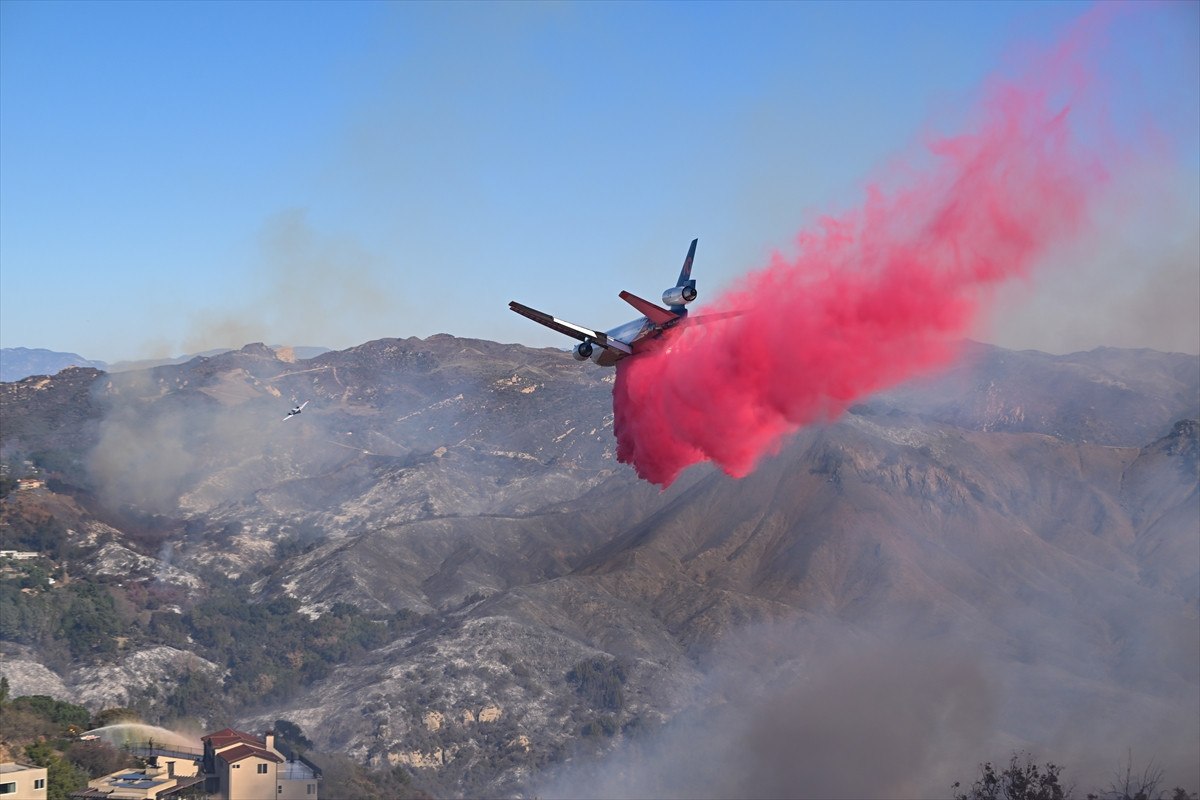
(606, 317, 654, 347)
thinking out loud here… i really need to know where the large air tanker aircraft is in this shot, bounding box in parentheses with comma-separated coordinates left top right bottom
(509, 238, 710, 367)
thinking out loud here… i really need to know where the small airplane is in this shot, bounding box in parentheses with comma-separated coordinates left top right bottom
(283, 401, 308, 421)
(510, 238, 705, 367)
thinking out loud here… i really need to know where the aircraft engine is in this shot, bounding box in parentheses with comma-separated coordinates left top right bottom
(574, 341, 594, 361)
(662, 283, 697, 307)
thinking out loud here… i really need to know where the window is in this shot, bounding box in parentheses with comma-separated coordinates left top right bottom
(34, 780, 46, 790)
(0, 782, 14, 795)
(278, 787, 283, 794)
(233, 764, 240, 769)
(257, 763, 269, 774)
(308, 784, 316, 795)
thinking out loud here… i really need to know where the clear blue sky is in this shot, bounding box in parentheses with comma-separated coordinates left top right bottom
(2, 0, 1196, 362)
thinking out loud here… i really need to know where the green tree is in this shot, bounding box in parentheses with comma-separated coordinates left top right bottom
(10, 695, 92, 729)
(22, 742, 89, 799)
(274, 719, 313, 751)
(24, 741, 56, 767)
(47, 757, 88, 800)
(60, 582, 121, 657)
(160, 668, 225, 722)
(566, 657, 627, 712)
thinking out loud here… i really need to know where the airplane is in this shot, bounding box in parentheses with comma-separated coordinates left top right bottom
(283, 400, 308, 421)
(509, 238, 704, 367)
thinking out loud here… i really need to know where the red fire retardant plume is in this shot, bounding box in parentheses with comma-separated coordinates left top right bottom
(614, 32, 1111, 488)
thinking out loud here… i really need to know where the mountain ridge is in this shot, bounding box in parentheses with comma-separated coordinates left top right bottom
(0, 347, 107, 383)
(0, 345, 334, 383)
(1, 334, 1196, 796)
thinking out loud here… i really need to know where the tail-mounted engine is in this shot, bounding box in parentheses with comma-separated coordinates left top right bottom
(662, 280, 697, 308)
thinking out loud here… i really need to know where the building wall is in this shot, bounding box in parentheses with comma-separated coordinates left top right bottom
(277, 777, 318, 800)
(157, 756, 199, 779)
(224, 756, 276, 800)
(0, 763, 48, 800)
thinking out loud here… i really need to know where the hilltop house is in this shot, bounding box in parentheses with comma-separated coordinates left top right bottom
(201, 729, 319, 800)
(69, 728, 318, 800)
(0, 762, 48, 799)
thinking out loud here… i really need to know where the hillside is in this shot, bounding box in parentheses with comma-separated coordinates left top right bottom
(1, 336, 1197, 797)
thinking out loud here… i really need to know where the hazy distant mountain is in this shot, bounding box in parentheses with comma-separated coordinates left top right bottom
(104, 344, 330, 373)
(0, 336, 1196, 797)
(0, 344, 329, 381)
(0, 347, 106, 382)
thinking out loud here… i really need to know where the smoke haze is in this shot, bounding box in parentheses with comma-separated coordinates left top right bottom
(613, 7, 1137, 487)
(165, 208, 399, 360)
(987, 160, 1200, 355)
(86, 352, 349, 515)
(538, 608, 1199, 799)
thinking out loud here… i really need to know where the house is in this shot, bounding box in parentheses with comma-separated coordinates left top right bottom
(0, 762, 48, 799)
(201, 729, 320, 800)
(70, 727, 317, 800)
(71, 760, 202, 799)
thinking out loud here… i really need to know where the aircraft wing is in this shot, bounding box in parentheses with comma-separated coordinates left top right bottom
(687, 310, 744, 325)
(508, 301, 631, 354)
(283, 401, 308, 421)
(618, 291, 679, 326)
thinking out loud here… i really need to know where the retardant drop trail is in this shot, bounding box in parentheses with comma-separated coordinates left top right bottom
(613, 13, 1116, 488)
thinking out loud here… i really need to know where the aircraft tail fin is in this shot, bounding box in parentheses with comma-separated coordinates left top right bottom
(676, 238, 698, 287)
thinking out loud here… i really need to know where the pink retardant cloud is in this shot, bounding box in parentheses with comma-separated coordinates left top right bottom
(613, 8, 1119, 487)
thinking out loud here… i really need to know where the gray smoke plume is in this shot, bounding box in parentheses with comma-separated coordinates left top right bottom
(987, 161, 1200, 355)
(86, 356, 346, 515)
(177, 208, 399, 358)
(537, 608, 1198, 799)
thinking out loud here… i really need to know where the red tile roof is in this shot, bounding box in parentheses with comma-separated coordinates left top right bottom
(216, 744, 283, 765)
(203, 728, 263, 750)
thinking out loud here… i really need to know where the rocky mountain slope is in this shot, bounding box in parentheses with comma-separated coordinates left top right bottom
(1, 336, 1197, 797)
